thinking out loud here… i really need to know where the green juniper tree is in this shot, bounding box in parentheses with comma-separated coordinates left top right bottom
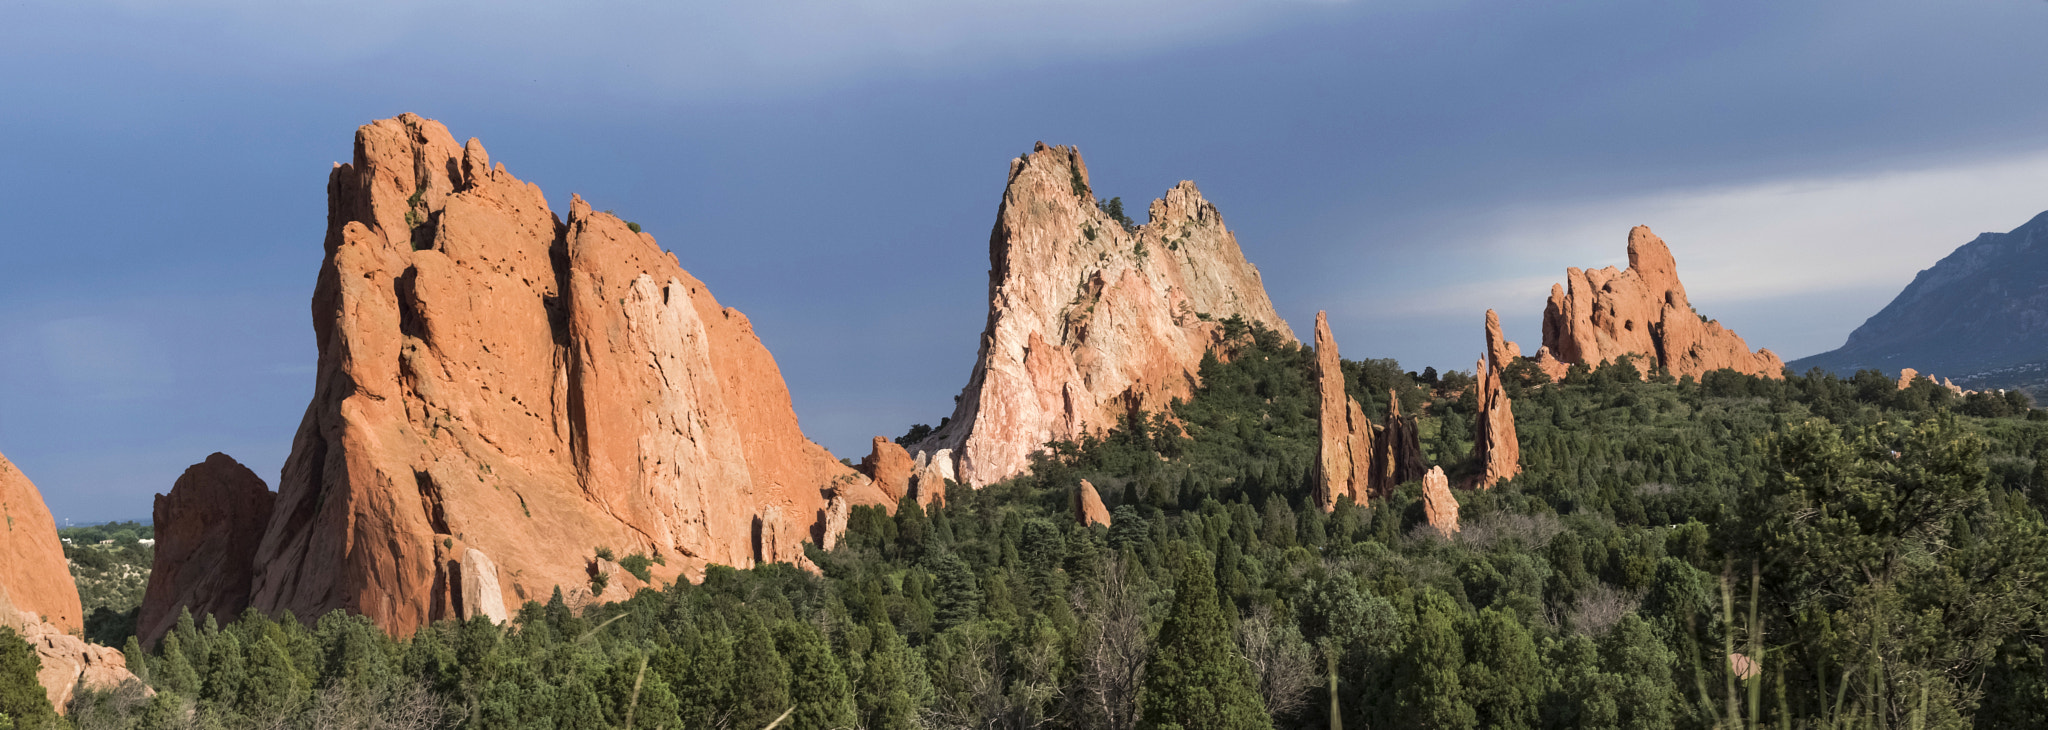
(1140, 550, 1272, 730)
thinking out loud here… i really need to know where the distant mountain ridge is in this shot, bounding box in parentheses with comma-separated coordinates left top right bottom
(1792, 209, 2048, 392)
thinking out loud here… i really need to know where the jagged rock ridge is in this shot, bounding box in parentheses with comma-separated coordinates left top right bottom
(910, 143, 1294, 487)
(152, 114, 896, 639)
(1540, 226, 1783, 380)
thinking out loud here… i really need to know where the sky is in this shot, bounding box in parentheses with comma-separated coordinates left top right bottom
(5, 0, 2048, 522)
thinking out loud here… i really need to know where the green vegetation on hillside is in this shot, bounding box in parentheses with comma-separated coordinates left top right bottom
(29, 320, 2048, 728)
(57, 521, 153, 648)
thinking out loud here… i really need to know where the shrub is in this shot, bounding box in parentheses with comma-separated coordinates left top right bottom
(620, 554, 653, 582)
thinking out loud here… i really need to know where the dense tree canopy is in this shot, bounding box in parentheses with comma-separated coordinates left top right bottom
(55, 320, 2048, 729)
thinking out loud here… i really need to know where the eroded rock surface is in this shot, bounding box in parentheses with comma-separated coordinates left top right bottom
(1421, 467, 1460, 536)
(0, 452, 80, 634)
(1311, 312, 1376, 510)
(1540, 226, 1783, 379)
(139, 453, 276, 647)
(1472, 311, 1521, 489)
(219, 114, 883, 637)
(4, 609, 145, 714)
(910, 143, 1293, 487)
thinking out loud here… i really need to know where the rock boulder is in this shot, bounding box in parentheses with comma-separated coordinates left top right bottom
(1421, 467, 1460, 536)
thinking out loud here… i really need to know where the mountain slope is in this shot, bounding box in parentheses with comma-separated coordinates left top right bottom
(1792, 210, 2048, 390)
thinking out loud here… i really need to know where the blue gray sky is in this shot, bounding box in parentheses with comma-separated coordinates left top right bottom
(6, 0, 2048, 522)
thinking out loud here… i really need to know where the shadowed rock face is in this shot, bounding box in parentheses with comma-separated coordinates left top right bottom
(1311, 312, 1377, 511)
(1540, 226, 1783, 380)
(0, 452, 80, 634)
(227, 114, 888, 637)
(911, 143, 1293, 487)
(138, 453, 276, 647)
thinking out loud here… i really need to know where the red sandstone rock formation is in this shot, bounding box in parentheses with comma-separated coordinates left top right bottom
(1540, 226, 1783, 380)
(1075, 479, 1112, 528)
(910, 143, 1293, 487)
(1421, 467, 1460, 536)
(859, 437, 916, 503)
(138, 453, 276, 647)
(217, 114, 887, 638)
(3, 609, 145, 713)
(1471, 311, 1521, 489)
(0, 452, 80, 634)
(1311, 312, 1377, 511)
(1373, 390, 1427, 494)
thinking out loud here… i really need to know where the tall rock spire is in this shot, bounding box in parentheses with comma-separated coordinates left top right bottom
(1311, 312, 1376, 511)
(910, 143, 1293, 487)
(1471, 310, 1521, 489)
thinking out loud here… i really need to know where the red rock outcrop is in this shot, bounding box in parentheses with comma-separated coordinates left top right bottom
(4, 609, 146, 713)
(0, 452, 80, 634)
(1421, 467, 1459, 536)
(909, 144, 1293, 487)
(1373, 390, 1427, 494)
(1471, 311, 1521, 490)
(1075, 479, 1112, 528)
(138, 453, 276, 647)
(859, 437, 916, 503)
(1311, 312, 1377, 511)
(213, 114, 888, 638)
(1540, 226, 1783, 379)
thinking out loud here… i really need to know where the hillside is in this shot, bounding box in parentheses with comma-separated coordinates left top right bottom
(1792, 210, 2048, 393)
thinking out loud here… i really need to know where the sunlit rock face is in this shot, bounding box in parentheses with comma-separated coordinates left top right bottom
(0, 452, 80, 635)
(912, 143, 1293, 488)
(1311, 312, 1376, 511)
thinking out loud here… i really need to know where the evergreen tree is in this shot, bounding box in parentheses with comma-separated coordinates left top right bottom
(729, 614, 792, 729)
(1139, 551, 1272, 730)
(0, 627, 53, 729)
(857, 622, 927, 730)
(1393, 588, 1475, 729)
(931, 551, 982, 630)
(774, 620, 858, 730)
